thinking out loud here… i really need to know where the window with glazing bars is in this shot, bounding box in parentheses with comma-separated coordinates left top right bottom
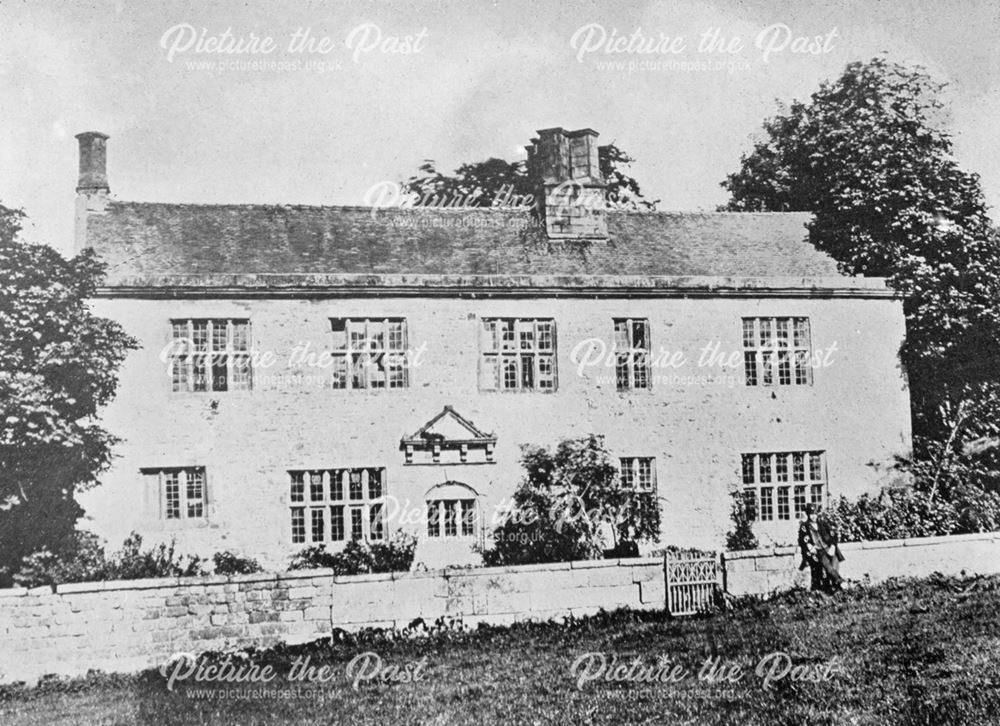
(619, 457, 656, 492)
(742, 317, 812, 387)
(740, 451, 825, 521)
(426, 499, 477, 538)
(170, 319, 251, 392)
(289, 468, 386, 544)
(479, 318, 556, 391)
(329, 318, 409, 390)
(142, 467, 207, 520)
(613, 318, 651, 390)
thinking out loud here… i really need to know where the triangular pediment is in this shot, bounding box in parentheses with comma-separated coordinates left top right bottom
(401, 406, 496, 465)
(403, 406, 494, 444)
(424, 414, 481, 441)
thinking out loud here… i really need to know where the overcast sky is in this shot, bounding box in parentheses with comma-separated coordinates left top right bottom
(2, 0, 998, 255)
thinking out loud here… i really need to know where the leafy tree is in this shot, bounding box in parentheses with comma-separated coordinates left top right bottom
(404, 157, 529, 209)
(482, 435, 661, 566)
(0, 204, 138, 585)
(721, 56, 1000, 454)
(402, 144, 659, 211)
(599, 144, 660, 211)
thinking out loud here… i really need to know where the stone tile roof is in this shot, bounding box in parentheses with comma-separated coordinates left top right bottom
(86, 202, 845, 284)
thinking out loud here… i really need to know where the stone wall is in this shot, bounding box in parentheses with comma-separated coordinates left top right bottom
(3, 533, 997, 686)
(0, 558, 663, 686)
(722, 532, 1000, 596)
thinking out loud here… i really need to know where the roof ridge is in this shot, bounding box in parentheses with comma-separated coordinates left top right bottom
(106, 199, 812, 217)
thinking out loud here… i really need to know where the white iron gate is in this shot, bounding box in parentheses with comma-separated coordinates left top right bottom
(664, 552, 720, 616)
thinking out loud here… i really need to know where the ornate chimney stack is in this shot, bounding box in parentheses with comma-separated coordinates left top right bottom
(74, 131, 110, 252)
(526, 127, 607, 240)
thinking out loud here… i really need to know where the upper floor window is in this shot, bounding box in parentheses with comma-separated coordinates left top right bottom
(170, 319, 251, 392)
(614, 318, 651, 390)
(479, 318, 557, 392)
(741, 451, 825, 522)
(289, 468, 385, 545)
(742, 317, 812, 387)
(330, 318, 409, 390)
(620, 457, 656, 492)
(142, 467, 206, 520)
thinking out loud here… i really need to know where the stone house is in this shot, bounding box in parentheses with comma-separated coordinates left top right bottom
(72, 127, 911, 569)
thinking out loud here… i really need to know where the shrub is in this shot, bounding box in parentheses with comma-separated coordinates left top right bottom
(288, 545, 339, 571)
(951, 484, 1000, 533)
(212, 550, 263, 575)
(12, 531, 108, 588)
(825, 489, 956, 542)
(288, 533, 417, 575)
(12, 531, 205, 588)
(366, 536, 419, 573)
(725, 493, 759, 551)
(111, 533, 205, 580)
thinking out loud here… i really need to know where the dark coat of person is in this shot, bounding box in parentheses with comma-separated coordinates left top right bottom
(798, 512, 846, 592)
(797, 518, 845, 570)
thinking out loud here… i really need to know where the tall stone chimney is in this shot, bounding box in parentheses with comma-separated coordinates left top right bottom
(525, 127, 607, 240)
(74, 131, 110, 252)
(76, 132, 109, 193)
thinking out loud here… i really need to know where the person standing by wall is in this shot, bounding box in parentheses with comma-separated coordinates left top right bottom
(798, 503, 845, 592)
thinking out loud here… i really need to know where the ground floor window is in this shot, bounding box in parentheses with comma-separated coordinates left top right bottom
(426, 499, 477, 538)
(142, 467, 206, 521)
(289, 468, 385, 544)
(619, 457, 656, 492)
(741, 451, 826, 522)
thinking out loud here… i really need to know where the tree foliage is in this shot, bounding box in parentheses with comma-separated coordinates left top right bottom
(0, 204, 138, 584)
(721, 56, 1000, 454)
(402, 144, 659, 211)
(482, 435, 661, 566)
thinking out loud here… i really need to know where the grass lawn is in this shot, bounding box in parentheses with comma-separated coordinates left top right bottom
(2, 573, 1000, 725)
